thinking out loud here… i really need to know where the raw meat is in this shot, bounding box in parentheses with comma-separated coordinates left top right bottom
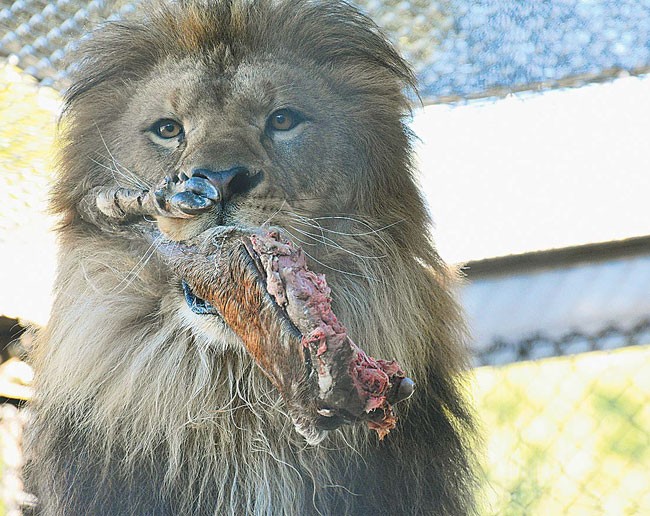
(157, 226, 414, 441)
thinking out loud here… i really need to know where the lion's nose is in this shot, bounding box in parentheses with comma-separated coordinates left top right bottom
(191, 166, 261, 202)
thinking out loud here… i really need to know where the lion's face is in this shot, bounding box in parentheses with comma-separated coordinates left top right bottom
(115, 55, 364, 239)
(54, 0, 427, 347)
(60, 2, 418, 246)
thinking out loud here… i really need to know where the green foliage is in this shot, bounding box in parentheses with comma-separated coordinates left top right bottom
(474, 345, 650, 515)
(0, 64, 59, 241)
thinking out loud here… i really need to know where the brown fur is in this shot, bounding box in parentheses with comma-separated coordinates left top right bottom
(26, 1, 479, 514)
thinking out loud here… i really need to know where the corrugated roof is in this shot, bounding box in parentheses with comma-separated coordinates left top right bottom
(1, 0, 649, 102)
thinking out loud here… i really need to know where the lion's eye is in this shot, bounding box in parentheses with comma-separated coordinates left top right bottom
(152, 119, 184, 139)
(267, 109, 302, 132)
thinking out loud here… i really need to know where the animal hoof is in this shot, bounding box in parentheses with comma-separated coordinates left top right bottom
(395, 377, 415, 403)
(184, 176, 221, 202)
(170, 191, 215, 214)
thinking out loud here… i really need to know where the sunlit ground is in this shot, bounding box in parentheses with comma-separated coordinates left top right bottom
(473, 345, 650, 515)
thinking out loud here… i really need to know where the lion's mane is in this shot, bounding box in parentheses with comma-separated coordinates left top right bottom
(26, 1, 478, 514)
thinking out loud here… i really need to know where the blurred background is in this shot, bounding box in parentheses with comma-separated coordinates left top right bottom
(1, 0, 649, 514)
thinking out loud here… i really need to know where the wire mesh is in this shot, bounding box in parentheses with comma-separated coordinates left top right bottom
(474, 320, 650, 367)
(474, 344, 650, 515)
(1, 0, 650, 101)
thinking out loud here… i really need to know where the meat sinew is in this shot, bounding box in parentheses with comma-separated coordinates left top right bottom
(157, 226, 414, 442)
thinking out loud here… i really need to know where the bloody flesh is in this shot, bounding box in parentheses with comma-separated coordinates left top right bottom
(249, 229, 407, 438)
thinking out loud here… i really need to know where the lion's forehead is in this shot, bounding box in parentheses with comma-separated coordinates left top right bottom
(138, 55, 332, 121)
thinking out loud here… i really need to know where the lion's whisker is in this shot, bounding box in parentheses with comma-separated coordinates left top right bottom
(279, 228, 322, 249)
(79, 256, 120, 295)
(289, 212, 327, 248)
(93, 124, 151, 189)
(88, 156, 146, 191)
(287, 224, 388, 260)
(283, 197, 325, 202)
(290, 212, 404, 238)
(111, 235, 163, 294)
(262, 199, 288, 227)
(282, 229, 376, 281)
(289, 212, 398, 252)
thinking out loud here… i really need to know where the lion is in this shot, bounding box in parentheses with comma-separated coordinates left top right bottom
(25, 1, 478, 514)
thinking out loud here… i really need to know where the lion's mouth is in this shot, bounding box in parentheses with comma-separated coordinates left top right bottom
(182, 280, 222, 317)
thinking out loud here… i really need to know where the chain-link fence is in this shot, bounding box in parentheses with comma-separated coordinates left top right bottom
(465, 253, 650, 514)
(2, 0, 650, 101)
(474, 333, 650, 514)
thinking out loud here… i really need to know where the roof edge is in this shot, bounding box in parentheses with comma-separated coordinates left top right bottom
(421, 66, 650, 106)
(463, 235, 650, 278)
